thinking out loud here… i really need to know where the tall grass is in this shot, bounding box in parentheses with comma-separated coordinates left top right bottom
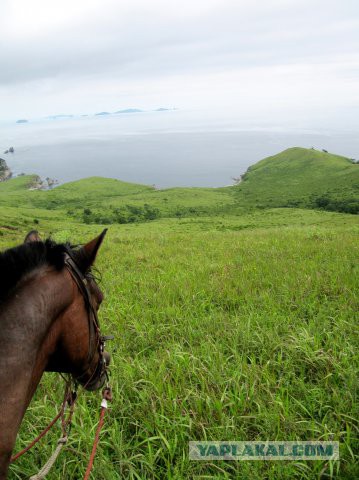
(5, 214, 359, 479)
(1, 146, 358, 478)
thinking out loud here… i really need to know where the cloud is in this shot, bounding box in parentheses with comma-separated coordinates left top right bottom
(0, 0, 358, 125)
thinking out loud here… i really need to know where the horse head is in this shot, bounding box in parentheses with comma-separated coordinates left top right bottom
(40, 229, 112, 391)
(0, 229, 113, 477)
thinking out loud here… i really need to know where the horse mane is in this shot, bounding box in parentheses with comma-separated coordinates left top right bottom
(0, 239, 87, 303)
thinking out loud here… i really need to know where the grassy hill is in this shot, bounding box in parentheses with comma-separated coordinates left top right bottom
(1, 147, 357, 224)
(234, 147, 359, 212)
(0, 174, 234, 224)
(0, 174, 40, 192)
(1, 147, 358, 479)
(46, 176, 154, 199)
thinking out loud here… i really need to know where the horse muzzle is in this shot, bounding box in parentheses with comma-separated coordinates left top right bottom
(82, 350, 111, 391)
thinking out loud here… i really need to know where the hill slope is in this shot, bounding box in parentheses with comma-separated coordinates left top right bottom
(0, 147, 357, 224)
(234, 147, 359, 212)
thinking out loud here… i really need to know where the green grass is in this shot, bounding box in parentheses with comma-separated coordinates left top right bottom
(2, 210, 358, 480)
(1, 147, 358, 479)
(233, 147, 359, 210)
(0, 148, 358, 221)
(0, 174, 40, 192)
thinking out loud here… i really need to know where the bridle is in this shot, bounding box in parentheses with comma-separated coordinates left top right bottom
(64, 251, 112, 390)
(10, 248, 113, 475)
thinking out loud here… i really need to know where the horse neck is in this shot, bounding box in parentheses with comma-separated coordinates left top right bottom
(1, 265, 74, 355)
(0, 267, 73, 476)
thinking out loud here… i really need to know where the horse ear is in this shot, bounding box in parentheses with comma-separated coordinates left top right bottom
(24, 230, 41, 243)
(77, 229, 107, 272)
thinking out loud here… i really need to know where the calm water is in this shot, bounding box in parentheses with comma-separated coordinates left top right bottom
(1, 111, 358, 188)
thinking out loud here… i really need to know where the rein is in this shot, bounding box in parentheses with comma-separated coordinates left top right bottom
(10, 382, 75, 463)
(10, 252, 113, 479)
(64, 252, 112, 390)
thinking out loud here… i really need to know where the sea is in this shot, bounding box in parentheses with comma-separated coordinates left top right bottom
(1, 110, 358, 188)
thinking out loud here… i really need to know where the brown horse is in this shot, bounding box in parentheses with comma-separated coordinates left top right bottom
(0, 229, 111, 479)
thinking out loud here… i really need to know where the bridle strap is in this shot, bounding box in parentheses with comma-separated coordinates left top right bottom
(63, 253, 103, 387)
(64, 254, 99, 326)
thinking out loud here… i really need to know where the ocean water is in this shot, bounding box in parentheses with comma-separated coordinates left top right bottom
(1, 111, 358, 188)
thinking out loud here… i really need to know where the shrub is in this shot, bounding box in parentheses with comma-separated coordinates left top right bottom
(313, 196, 359, 214)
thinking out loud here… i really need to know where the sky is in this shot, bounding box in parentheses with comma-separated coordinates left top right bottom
(0, 0, 358, 129)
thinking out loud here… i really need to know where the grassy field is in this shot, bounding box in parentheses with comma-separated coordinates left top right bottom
(1, 148, 358, 479)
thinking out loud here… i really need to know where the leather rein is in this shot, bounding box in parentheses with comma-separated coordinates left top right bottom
(64, 252, 112, 390)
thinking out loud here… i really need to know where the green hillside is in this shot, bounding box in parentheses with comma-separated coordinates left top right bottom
(0, 147, 358, 223)
(47, 176, 154, 198)
(0, 177, 234, 225)
(0, 174, 40, 192)
(1, 147, 358, 479)
(234, 147, 359, 212)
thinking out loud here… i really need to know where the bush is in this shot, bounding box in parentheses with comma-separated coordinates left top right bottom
(144, 204, 160, 220)
(313, 196, 359, 214)
(80, 203, 160, 225)
(314, 197, 330, 208)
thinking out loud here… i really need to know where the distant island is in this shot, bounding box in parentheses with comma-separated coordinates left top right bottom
(47, 114, 74, 120)
(3, 147, 14, 154)
(14, 108, 177, 123)
(115, 108, 143, 114)
(7, 108, 177, 125)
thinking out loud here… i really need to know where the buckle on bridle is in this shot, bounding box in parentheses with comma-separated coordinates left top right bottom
(101, 335, 114, 342)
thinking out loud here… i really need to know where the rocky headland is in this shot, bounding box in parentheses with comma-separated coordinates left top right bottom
(0, 158, 12, 181)
(28, 175, 59, 190)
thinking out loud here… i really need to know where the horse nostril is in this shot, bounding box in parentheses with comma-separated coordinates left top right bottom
(104, 351, 111, 366)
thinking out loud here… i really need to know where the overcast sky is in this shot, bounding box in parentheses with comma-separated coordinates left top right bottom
(0, 0, 358, 128)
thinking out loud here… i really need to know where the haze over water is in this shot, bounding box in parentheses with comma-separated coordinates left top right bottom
(1, 110, 359, 188)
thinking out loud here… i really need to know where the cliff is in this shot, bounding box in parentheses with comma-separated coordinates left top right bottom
(0, 158, 12, 181)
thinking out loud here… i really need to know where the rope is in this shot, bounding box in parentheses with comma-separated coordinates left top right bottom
(10, 382, 112, 480)
(29, 436, 68, 480)
(10, 410, 62, 463)
(10, 384, 71, 463)
(25, 389, 77, 479)
(83, 388, 112, 480)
